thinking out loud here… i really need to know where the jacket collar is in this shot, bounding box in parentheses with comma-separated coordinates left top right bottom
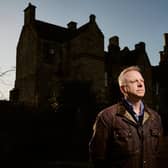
(117, 102, 150, 125)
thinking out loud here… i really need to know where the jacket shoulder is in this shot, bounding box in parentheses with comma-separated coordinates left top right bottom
(96, 103, 121, 123)
(145, 105, 160, 118)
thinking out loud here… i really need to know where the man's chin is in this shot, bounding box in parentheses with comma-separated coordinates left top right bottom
(137, 94, 145, 99)
(133, 94, 144, 99)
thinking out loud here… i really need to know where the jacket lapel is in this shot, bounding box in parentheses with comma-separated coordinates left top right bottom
(123, 110, 137, 124)
(142, 111, 150, 125)
(117, 103, 150, 125)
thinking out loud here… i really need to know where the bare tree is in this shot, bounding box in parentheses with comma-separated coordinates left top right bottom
(0, 67, 15, 100)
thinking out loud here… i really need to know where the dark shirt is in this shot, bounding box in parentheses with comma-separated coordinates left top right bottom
(122, 98, 144, 125)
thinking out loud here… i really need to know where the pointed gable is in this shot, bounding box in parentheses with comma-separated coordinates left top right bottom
(77, 14, 103, 37)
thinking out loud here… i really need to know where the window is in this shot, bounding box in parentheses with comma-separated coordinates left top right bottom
(44, 45, 55, 64)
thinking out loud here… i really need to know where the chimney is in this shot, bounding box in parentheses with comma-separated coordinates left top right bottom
(24, 3, 36, 25)
(109, 36, 119, 46)
(159, 34, 168, 64)
(89, 14, 96, 23)
(164, 33, 168, 47)
(67, 21, 77, 31)
(108, 36, 120, 52)
(135, 42, 146, 52)
(163, 33, 168, 54)
(159, 51, 166, 63)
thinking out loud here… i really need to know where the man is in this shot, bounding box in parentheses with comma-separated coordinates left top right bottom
(89, 66, 163, 168)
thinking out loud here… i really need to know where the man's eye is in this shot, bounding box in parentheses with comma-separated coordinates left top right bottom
(129, 79, 144, 83)
(130, 80, 136, 83)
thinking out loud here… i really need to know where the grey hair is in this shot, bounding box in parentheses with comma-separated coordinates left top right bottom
(118, 66, 141, 86)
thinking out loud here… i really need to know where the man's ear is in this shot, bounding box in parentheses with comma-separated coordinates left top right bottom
(120, 85, 127, 95)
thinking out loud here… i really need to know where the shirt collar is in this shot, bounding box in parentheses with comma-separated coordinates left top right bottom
(123, 99, 144, 117)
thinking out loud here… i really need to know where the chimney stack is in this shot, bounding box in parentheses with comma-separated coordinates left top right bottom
(24, 3, 36, 25)
(89, 14, 96, 23)
(67, 21, 77, 31)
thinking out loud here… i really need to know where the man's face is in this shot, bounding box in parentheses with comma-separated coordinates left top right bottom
(121, 70, 145, 100)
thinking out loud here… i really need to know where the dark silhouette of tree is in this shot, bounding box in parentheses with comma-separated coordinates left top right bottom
(0, 67, 15, 100)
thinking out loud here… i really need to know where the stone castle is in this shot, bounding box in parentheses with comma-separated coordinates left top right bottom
(9, 3, 168, 132)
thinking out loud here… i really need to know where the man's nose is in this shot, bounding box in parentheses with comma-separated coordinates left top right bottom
(137, 81, 143, 87)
